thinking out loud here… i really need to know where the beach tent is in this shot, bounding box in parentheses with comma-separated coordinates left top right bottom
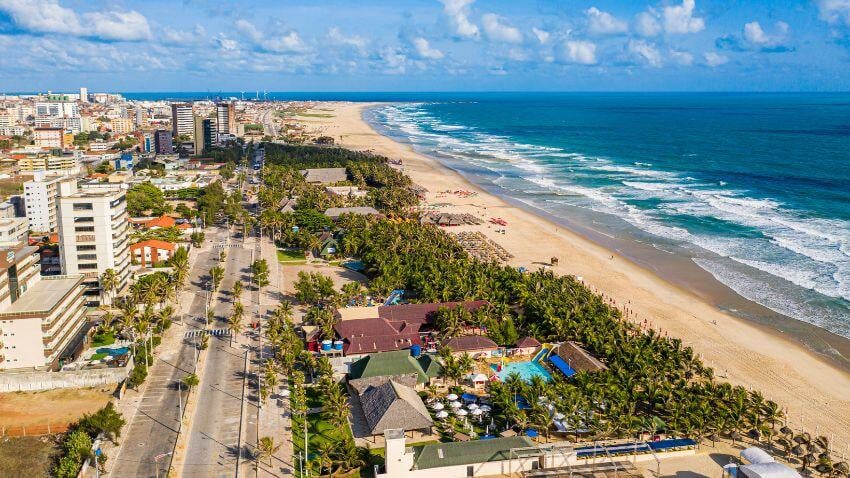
(738, 462, 802, 478)
(741, 447, 775, 465)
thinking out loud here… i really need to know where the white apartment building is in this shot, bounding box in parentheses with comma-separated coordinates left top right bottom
(0, 218, 28, 245)
(216, 102, 236, 138)
(0, 244, 87, 370)
(57, 187, 130, 305)
(24, 172, 76, 232)
(35, 101, 78, 118)
(171, 103, 194, 138)
(33, 127, 64, 148)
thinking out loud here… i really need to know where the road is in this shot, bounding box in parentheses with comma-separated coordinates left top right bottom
(110, 227, 228, 477)
(181, 228, 260, 477)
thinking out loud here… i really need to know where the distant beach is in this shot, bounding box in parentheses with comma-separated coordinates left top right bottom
(303, 101, 850, 445)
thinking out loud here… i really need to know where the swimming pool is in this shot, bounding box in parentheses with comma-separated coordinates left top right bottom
(96, 347, 130, 356)
(491, 360, 552, 382)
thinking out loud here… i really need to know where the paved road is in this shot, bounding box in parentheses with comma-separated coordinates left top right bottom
(182, 230, 258, 477)
(110, 228, 227, 477)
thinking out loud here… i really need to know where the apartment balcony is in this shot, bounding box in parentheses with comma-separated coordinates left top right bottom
(76, 234, 97, 243)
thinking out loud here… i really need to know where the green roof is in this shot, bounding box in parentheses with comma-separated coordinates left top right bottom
(417, 354, 443, 378)
(348, 350, 433, 383)
(412, 436, 536, 470)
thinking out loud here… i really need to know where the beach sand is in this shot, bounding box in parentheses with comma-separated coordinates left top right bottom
(307, 102, 850, 444)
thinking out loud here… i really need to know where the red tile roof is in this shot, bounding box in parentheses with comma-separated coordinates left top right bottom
(143, 215, 176, 229)
(335, 317, 424, 355)
(443, 335, 498, 353)
(377, 300, 488, 325)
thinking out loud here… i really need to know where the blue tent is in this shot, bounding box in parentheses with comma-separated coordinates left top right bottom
(548, 355, 577, 378)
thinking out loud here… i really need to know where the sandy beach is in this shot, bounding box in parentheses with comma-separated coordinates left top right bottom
(302, 101, 850, 444)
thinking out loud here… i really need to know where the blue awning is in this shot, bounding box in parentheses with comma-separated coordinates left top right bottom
(548, 355, 577, 377)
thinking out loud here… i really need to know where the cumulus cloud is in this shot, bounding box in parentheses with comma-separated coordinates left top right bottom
(670, 49, 694, 65)
(412, 37, 444, 59)
(439, 0, 479, 39)
(481, 13, 522, 43)
(0, 0, 151, 41)
(562, 40, 597, 65)
(703, 51, 728, 67)
(327, 27, 367, 55)
(586, 7, 628, 35)
(627, 39, 662, 67)
(717, 21, 792, 53)
(663, 0, 705, 34)
(817, 0, 850, 26)
(634, 11, 661, 37)
(234, 19, 309, 53)
(532, 27, 550, 44)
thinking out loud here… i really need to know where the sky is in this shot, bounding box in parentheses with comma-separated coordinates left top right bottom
(1, 0, 850, 92)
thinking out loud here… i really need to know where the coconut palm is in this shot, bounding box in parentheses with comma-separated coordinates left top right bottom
(99, 268, 120, 305)
(257, 436, 280, 467)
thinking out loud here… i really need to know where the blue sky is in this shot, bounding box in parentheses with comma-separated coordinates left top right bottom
(1, 0, 849, 92)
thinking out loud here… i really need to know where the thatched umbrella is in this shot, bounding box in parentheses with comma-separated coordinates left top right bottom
(815, 462, 832, 475)
(749, 429, 762, 441)
(803, 453, 818, 472)
(792, 445, 807, 457)
(832, 462, 848, 474)
(780, 426, 793, 436)
(795, 432, 812, 444)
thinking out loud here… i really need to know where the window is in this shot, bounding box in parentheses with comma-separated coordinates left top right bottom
(77, 254, 97, 261)
(74, 217, 94, 223)
(75, 226, 95, 232)
(79, 263, 98, 270)
(76, 245, 96, 251)
(73, 203, 93, 211)
(467, 466, 474, 477)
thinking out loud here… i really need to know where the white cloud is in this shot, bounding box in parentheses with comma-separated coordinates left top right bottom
(635, 11, 661, 37)
(439, 0, 479, 39)
(481, 13, 522, 43)
(743, 21, 768, 44)
(663, 0, 705, 34)
(327, 27, 367, 54)
(379, 47, 408, 74)
(412, 37, 444, 59)
(817, 0, 850, 26)
(532, 27, 550, 44)
(670, 49, 694, 65)
(704, 51, 728, 67)
(0, 0, 151, 41)
(234, 19, 308, 53)
(627, 39, 662, 67)
(586, 7, 628, 35)
(563, 40, 597, 65)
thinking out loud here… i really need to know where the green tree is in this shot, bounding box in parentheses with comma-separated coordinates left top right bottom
(79, 402, 126, 444)
(126, 181, 170, 216)
(257, 436, 281, 467)
(183, 373, 200, 389)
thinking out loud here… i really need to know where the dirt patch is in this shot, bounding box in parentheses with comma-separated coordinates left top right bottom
(0, 435, 63, 477)
(280, 262, 368, 321)
(0, 386, 114, 431)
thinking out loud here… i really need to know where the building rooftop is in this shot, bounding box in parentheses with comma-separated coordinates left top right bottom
(60, 188, 123, 198)
(301, 167, 348, 184)
(348, 350, 440, 383)
(412, 436, 535, 470)
(443, 335, 499, 352)
(359, 379, 433, 435)
(0, 275, 83, 316)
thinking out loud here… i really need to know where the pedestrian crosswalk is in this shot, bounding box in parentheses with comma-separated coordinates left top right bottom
(184, 328, 231, 338)
(213, 243, 243, 249)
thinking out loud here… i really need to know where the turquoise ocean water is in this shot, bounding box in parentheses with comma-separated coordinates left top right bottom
(360, 93, 850, 339)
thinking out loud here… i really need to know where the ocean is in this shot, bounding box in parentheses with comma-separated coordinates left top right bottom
(362, 93, 850, 340)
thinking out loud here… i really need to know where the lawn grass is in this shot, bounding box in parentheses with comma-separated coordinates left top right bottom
(91, 332, 115, 347)
(0, 435, 62, 477)
(277, 249, 306, 263)
(90, 352, 108, 361)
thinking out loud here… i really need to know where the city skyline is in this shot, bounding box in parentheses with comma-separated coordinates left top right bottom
(0, 0, 850, 92)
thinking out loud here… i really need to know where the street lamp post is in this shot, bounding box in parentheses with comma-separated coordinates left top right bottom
(154, 452, 172, 478)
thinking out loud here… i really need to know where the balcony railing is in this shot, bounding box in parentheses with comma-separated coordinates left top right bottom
(76, 234, 96, 242)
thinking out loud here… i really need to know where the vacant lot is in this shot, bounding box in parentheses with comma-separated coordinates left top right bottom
(0, 435, 62, 477)
(0, 386, 113, 430)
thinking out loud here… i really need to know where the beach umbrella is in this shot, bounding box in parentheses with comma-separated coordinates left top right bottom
(281, 389, 291, 397)
(480, 405, 492, 412)
(833, 462, 848, 474)
(780, 426, 793, 435)
(468, 403, 479, 410)
(436, 410, 449, 419)
(432, 402, 445, 411)
(447, 393, 458, 401)
(456, 409, 468, 417)
(471, 408, 483, 416)
(792, 445, 806, 457)
(450, 401, 462, 409)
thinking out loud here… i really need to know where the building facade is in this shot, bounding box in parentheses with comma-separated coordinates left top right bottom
(215, 102, 236, 140)
(130, 240, 177, 267)
(154, 129, 173, 154)
(24, 173, 75, 232)
(0, 218, 28, 246)
(57, 187, 130, 305)
(171, 103, 194, 138)
(33, 127, 64, 148)
(0, 244, 87, 371)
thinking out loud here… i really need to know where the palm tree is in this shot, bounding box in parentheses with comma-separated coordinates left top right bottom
(210, 266, 225, 292)
(257, 436, 280, 467)
(232, 280, 243, 299)
(99, 268, 120, 305)
(182, 373, 199, 389)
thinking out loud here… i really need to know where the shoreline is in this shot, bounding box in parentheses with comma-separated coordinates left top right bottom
(313, 101, 850, 444)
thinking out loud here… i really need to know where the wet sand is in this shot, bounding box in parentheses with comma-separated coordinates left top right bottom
(304, 101, 850, 445)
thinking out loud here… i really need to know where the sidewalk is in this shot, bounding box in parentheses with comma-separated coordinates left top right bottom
(257, 235, 295, 478)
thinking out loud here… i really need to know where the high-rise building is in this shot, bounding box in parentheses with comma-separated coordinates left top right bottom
(35, 102, 78, 118)
(171, 103, 194, 138)
(57, 186, 130, 305)
(33, 127, 65, 148)
(215, 102, 236, 139)
(0, 217, 28, 245)
(0, 243, 88, 370)
(203, 118, 217, 152)
(193, 116, 205, 155)
(24, 172, 76, 232)
(79, 87, 88, 103)
(154, 129, 173, 154)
